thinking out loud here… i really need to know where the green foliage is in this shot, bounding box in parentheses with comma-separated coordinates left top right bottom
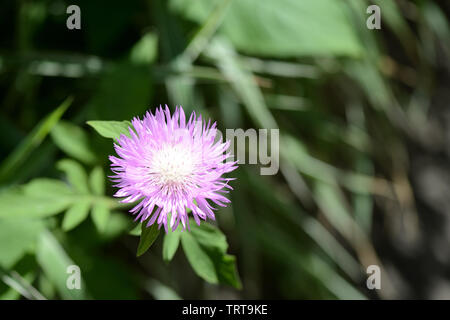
(89, 167, 105, 196)
(0, 219, 44, 269)
(87, 121, 131, 140)
(162, 228, 182, 262)
(181, 231, 218, 283)
(36, 230, 86, 299)
(0, 98, 72, 183)
(91, 202, 111, 233)
(180, 221, 241, 289)
(137, 222, 161, 257)
(129, 32, 159, 65)
(0, 179, 74, 218)
(57, 159, 90, 194)
(62, 199, 91, 232)
(51, 121, 97, 165)
(170, 0, 361, 57)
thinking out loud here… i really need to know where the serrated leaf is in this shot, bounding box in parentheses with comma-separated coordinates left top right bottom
(163, 228, 181, 262)
(91, 202, 111, 233)
(137, 222, 160, 257)
(57, 159, 89, 194)
(87, 120, 131, 140)
(51, 120, 97, 164)
(62, 199, 91, 231)
(89, 166, 105, 195)
(181, 231, 218, 284)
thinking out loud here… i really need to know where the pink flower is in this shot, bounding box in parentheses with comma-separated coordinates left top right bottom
(109, 105, 237, 232)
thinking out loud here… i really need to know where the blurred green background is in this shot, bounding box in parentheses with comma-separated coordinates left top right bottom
(0, 0, 450, 299)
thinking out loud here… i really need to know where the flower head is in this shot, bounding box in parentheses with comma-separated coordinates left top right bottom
(109, 105, 237, 232)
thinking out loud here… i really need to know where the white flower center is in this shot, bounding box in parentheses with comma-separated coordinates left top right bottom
(150, 144, 195, 187)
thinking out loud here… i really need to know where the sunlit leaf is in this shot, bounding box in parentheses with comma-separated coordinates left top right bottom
(38, 273, 56, 299)
(62, 199, 91, 231)
(89, 166, 105, 196)
(129, 32, 158, 65)
(0, 218, 45, 269)
(51, 121, 97, 165)
(0, 255, 38, 300)
(128, 224, 141, 236)
(87, 120, 131, 140)
(100, 212, 132, 241)
(162, 228, 181, 262)
(91, 202, 111, 233)
(36, 230, 87, 299)
(145, 278, 182, 300)
(57, 159, 89, 194)
(171, 0, 361, 57)
(0, 179, 74, 218)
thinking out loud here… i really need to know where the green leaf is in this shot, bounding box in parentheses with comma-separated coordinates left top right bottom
(162, 228, 181, 262)
(190, 221, 228, 253)
(206, 39, 277, 130)
(22, 178, 73, 197)
(214, 254, 242, 289)
(51, 120, 97, 164)
(0, 179, 74, 218)
(0, 218, 45, 269)
(180, 231, 218, 284)
(100, 212, 133, 241)
(129, 32, 158, 65)
(313, 182, 355, 240)
(87, 120, 131, 140)
(62, 199, 91, 231)
(89, 166, 105, 195)
(128, 224, 141, 236)
(57, 159, 89, 194)
(145, 279, 182, 300)
(0, 255, 38, 300)
(137, 222, 160, 257)
(170, 0, 361, 57)
(36, 230, 86, 299)
(0, 97, 72, 183)
(180, 221, 241, 288)
(91, 202, 111, 233)
(38, 273, 56, 299)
